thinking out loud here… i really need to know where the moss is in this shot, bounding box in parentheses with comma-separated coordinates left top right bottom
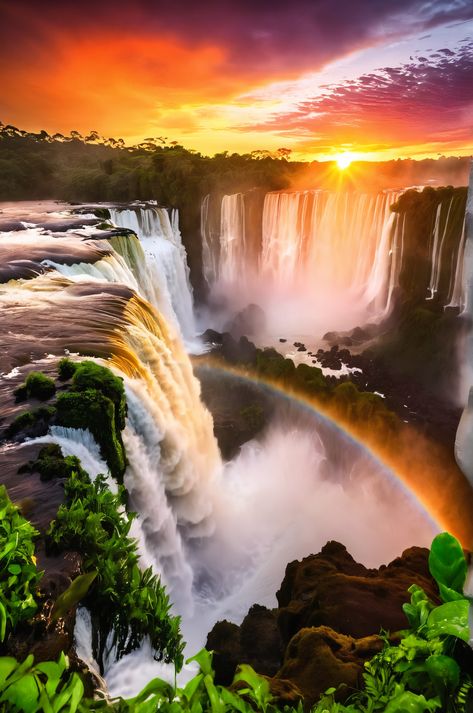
(96, 221, 114, 230)
(6, 406, 55, 439)
(55, 389, 126, 481)
(71, 360, 126, 431)
(93, 207, 111, 220)
(26, 444, 87, 482)
(57, 358, 77, 382)
(14, 371, 56, 402)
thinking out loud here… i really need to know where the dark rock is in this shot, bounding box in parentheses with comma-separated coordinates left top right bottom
(279, 338, 287, 343)
(207, 540, 438, 705)
(276, 626, 383, 706)
(224, 304, 266, 338)
(276, 541, 437, 645)
(201, 328, 224, 345)
(207, 605, 283, 685)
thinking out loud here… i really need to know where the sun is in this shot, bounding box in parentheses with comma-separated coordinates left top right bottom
(335, 152, 354, 170)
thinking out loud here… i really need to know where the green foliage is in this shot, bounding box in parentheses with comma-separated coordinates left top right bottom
(0, 486, 42, 642)
(54, 360, 127, 481)
(239, 404, 265, 433)
(50, 572, 98, 623)
(55, 390, 126, 482)
(0, 652, 84, 713)
(24, 444, 85, 482)
(5, 406, 56, 439)
(58, 358, 77, 382)
(428, 532, 467, 602)
(47, 468, 183, 673)
(14, 372, 56, 403)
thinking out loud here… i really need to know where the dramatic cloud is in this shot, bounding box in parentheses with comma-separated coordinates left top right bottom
(0, 0, 472, 156)
(249, 42, 473, 155)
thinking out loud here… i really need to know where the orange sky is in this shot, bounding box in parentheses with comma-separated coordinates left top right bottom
(1, 1, 472, 161)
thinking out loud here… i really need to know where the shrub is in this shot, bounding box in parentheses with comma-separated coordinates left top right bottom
(24, 444, 86, 482)
(47, 466, 183, 673)
(0, 486, 42, 642)
(58, 358, 77, 381)
(14, 371, 56, 402)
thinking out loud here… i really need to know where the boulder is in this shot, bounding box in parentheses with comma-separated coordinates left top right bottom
(276, 626, 383, 706)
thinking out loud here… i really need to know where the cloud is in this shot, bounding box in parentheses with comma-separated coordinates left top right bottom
(246, 41, 473, 152)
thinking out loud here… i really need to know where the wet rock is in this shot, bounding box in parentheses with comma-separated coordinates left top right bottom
(224, 304, 266, 338)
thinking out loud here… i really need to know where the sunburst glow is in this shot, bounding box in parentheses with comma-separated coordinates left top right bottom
(335, 153, 354, 170)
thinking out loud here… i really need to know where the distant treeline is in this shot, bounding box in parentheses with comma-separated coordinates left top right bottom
(1, 121, 470, 294)
(1, 121, 471, 205)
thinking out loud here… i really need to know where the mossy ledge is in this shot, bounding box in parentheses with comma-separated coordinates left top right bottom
(5, 359, 128, 483)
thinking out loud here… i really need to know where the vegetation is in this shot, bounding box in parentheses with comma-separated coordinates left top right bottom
(0, 523, 471, 712)
(0, 652, 84, 713)
(46, 457, 183, 673)
(0, 486, 42, 643)
(14, 372, 56, 403)
(54, 360, 127, 482)
(5, 360, 127, 482)
(20, 444, 85, 482)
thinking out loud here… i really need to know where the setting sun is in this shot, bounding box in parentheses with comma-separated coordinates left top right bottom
(335, 153, 354, 170)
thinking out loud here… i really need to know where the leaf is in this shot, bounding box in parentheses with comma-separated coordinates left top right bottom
(51, 572, 97, 622)
(187, 649, 214, 678)
(182, 673, 204, 702)
(0, 602, 7, 642)
(384, 690, 441, 712)
(425, 654, 460, 693)
(131, 676, 174, 704)
(0, 657, 19, 687)
(203, 674, 225, 713)
(428, 533, 467, 599)
(0, 672, 40, 712)
(426, 599, 469, 642)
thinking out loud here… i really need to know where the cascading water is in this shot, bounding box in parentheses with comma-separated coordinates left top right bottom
(109, 205, 196, 345)
(201, 188, 467, 337)
(0, 201, 454, 699)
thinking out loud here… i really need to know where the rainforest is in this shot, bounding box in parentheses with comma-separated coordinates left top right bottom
(1, 1, 473, 711)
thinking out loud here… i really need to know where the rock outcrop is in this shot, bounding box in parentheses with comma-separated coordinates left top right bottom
(207, 541, 438, 704)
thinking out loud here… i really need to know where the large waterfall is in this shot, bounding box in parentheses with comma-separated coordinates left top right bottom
(201, 189, 467, 337)
(0, 201, 448, 698)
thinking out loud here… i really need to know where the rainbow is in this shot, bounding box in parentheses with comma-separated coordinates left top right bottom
(193, 358, 473, 546)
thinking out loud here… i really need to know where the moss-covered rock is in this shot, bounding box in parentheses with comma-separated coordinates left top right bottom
(14, 372, 56, 403)
(6, 406, 55, 439)
(57, 358, 77, 382)
(55, 389, 126, 482)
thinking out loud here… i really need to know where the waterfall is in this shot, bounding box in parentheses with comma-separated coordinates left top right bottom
(202, 189, 403, 334)
(109, 206, 196, 344)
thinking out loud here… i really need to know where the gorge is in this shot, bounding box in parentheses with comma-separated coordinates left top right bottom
(0, 165, 472, 710)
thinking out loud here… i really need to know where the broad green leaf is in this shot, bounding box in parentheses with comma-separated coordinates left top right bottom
(384, 691, 441, 712)
(0, 672, 40, 712)
(182, 672, 204, 702)
(187, 649, 214, 678)
(131, 676, 174, 704)
(51, 571, 97, 622)
(428, 533, 467, 598)
(0, 657, 19, 687)
(203, 674, 225, 713)
(425, 654, 460, 692)
(0, 603, 7, 642)
(426, 599, 469, 642)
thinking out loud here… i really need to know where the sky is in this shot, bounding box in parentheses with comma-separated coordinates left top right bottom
(0, 0, 472, 161)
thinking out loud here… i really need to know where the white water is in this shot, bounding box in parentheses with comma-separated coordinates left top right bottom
(0, 202, 451, 696)
(201, 189, 466, 338)
(109, 206, 196, 345)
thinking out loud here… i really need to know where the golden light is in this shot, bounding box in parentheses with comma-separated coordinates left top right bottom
(335, 152, 354, 170)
